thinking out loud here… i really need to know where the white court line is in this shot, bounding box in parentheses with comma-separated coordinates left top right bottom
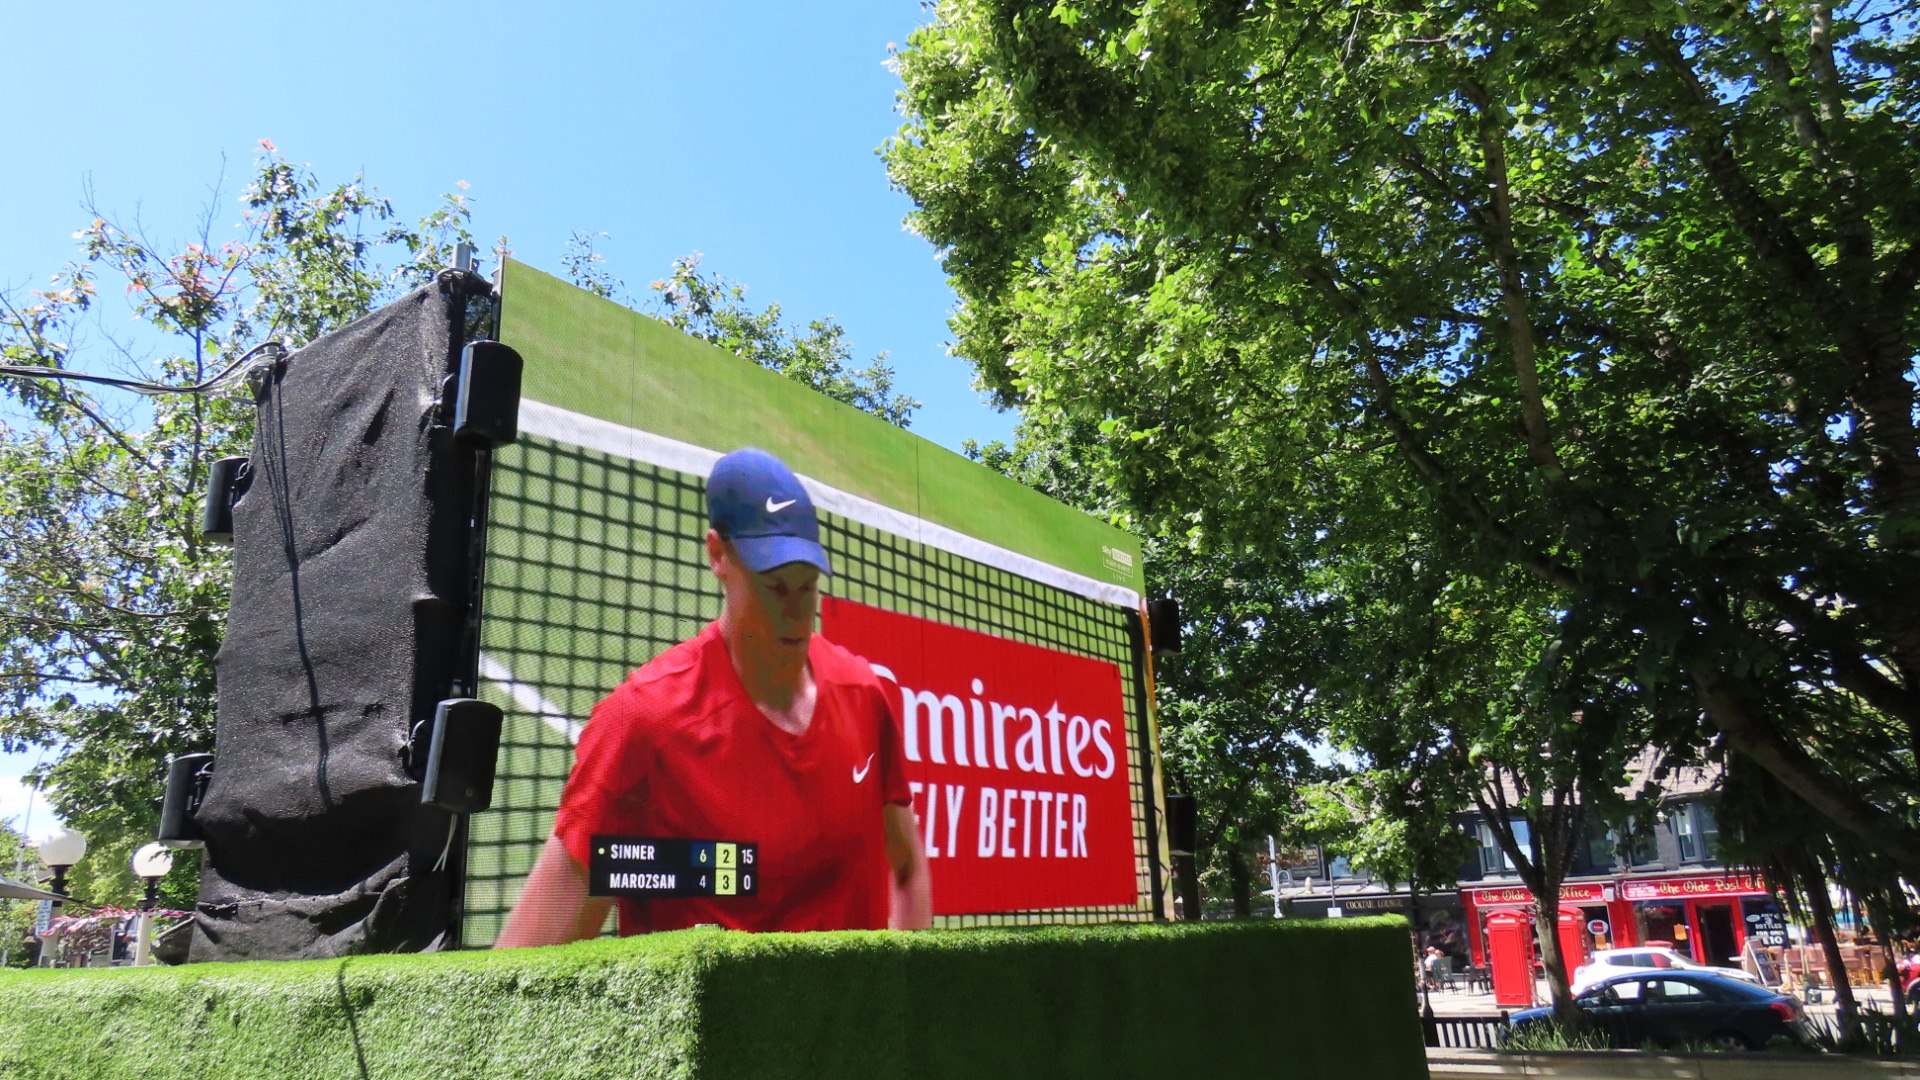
(477, 652, 581, 744)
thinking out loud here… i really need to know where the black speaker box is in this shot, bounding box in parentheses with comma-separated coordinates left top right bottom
(200, 456, 249, 543)
(420, 698, 503, 815)
(158, 753, 214, 849)
(1147, 597, 1182, 655)
(1165, 793, 1198, 856)
(452, 340, 523, 450)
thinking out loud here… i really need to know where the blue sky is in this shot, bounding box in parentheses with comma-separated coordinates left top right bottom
(0, 1, 1018, 829)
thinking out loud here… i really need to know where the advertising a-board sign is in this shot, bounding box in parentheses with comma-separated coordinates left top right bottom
(1745, 910, 1788, 948)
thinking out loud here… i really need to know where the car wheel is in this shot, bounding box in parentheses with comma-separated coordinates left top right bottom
(1707, 1030, 1752, 1052)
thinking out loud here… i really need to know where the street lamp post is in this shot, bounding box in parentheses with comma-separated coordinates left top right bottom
(31, 827, 87, 967)
(129, 843, 174, 966)
(1265, 835, 1283, 918)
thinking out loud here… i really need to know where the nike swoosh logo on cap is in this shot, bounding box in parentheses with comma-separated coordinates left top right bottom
(853, 753, 875, 784)
(766, 497, 797, 513)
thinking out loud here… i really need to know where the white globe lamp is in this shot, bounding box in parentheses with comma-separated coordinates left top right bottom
(131, 843, 173, 880)
(129, 842, 176, 967)
(33, 827, 87, 872)
(30, 826, 86, 968)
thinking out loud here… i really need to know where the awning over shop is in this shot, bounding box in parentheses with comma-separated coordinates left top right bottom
(0, 875, 67, 902)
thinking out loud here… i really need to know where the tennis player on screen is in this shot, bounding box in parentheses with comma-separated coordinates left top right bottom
(495, 448, 931, 945)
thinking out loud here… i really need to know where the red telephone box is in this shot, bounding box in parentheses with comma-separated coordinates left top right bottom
(1554, 906, 1587, 982)
(1486, 910, 1536, 1008)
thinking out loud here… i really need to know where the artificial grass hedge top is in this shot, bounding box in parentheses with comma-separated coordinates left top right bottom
(0, 916, 1425, 1080)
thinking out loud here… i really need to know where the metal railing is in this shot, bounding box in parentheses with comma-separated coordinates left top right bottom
(1424, 1012, 1510, 1049)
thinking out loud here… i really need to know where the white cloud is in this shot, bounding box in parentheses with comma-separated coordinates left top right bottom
(0, 776, 61, 836)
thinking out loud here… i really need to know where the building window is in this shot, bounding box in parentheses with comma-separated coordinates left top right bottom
(1478, 820, 1530, 876)
(1587, 818, 1617, 870)
(1607, 821, 1661, 867)
(1674, 803, 1718, 863)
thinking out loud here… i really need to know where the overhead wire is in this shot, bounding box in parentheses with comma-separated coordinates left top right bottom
(0, 340, 287, 397)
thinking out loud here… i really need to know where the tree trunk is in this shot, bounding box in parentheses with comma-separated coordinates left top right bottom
(1175, 852, 1203, 921)
(1805, 879, 1863, 1048)
(1529, 888, 1580, 1026)
(1885, 945, 1906, 1054)
(1228, 847, 1253, 919)
(1489, 793, 1583, 1025)
(1862, 891, 1907, 1038)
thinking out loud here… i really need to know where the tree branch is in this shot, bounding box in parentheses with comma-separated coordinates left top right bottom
(1464, 83, 1570, 489)
(1693, 661, 1920, 879)
(1750, 5, 1874, 273)
(1647, 31, 1830, 301)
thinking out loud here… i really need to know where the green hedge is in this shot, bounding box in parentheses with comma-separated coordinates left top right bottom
(0, 917, 1424, 1079)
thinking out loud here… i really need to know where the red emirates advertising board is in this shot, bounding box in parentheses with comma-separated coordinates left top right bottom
(821, 596, 1138, 913)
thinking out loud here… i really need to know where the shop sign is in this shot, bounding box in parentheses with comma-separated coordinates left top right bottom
(1468, 882, 1607, 906)
(1745, 910, 1788, 948)
(1620, 874, 1764, 900)
(1269, 843, 1325, 882)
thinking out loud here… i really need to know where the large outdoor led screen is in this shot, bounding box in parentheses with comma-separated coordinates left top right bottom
(463, 261, 1166, 946)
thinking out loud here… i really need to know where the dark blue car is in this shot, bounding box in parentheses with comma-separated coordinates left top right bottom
(1508, 970, 1810, 1050)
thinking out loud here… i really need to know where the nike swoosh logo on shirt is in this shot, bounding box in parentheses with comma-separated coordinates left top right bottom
(853, 753, 875, 784)
(766, 497, 797, 513)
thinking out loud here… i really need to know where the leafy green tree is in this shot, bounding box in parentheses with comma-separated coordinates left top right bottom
(0, 147, 475, 913)
(1717, 761, 1879, 1044)
(969, 418, 1332, 917)
(559, 230, 631, 306)
(885, 0, 1920, 874)
(5, 152, 929, 919)
(645, 254, 920, 427)
(1149, 541, 1338, 917)
(0, 822, 39, 966)
(1295, 769, 1474, 910)
(1259, 504, 1652, 1016)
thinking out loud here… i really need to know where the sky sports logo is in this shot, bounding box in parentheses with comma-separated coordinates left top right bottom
(1100, 544, 1134, 580)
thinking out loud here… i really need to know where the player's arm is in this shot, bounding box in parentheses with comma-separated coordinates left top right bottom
(493, 835, 615, 948)
(883, 802, 932, 930)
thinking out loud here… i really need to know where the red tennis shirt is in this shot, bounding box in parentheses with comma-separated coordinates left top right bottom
(554, 622, 911, 933)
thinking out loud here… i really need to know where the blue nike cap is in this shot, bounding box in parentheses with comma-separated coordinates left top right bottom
(706, 447, 832, 576)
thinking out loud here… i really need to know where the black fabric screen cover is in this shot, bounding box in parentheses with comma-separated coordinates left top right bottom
(190, 284, 473, 960)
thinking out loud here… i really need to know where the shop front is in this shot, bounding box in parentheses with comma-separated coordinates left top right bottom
(1617, 872, 1771, 970)
(1459, 883, 1597, 1006)
(1461, 881, 1616, 968)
